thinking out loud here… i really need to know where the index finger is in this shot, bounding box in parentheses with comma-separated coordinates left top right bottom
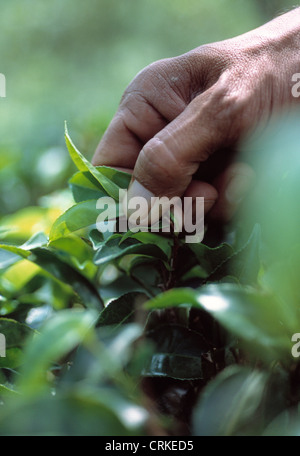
(92, 92, 170, 168)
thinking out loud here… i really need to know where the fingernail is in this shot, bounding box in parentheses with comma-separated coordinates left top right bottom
(225, 173, 254, 205)
(124, 178, 155, 223)
(127, 178, 154, 202)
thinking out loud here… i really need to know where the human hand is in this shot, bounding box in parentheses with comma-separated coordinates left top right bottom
(93, 8, 300, 220)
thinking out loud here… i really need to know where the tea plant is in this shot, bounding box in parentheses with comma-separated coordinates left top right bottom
(0, 119, 300, 436)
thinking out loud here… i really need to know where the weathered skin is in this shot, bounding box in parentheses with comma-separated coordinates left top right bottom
(93, 8, 300, 220)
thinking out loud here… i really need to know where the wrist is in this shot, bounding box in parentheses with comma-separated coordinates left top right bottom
(245, 7, 300, 54)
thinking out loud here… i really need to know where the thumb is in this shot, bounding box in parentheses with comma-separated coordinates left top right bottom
(128, 80, 236, 203)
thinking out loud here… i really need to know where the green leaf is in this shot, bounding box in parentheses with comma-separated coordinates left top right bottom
(0, 260, 40, 293)
(19, 310, 97, 393)
(1, 244, 103, 310)
(0, 244, 31, 260)
(187, 242, 234, 278)
(94, 235, 168, 266)
(0, 318, 35, 368)
(0, 248, 22, 270)
(180, 225, 261, 285)
(29, 248, 103, 310)
(49, 235, 94, 265)
(143, 324, 211, 380)
(65, 123, 121, 200)
(122, 231, 173, 260)
(95, 166, 131, 189)
(207, 225, 261, 284)
(22, 232, 48, 250)
(192, 366, 268, 436)
(145, 287, 197, 311)
(0, 384, 18, 396)
(145, 283, 293, 362)
(67, 323, 143, 385)
(263, 409, 300, 436)
(69, 171, 107, 203)
(0, 233, 48, 270)
(49, 236, 97, 280)
(89, 229, 105, 249)
(49, 200, 100, 242)
(49, 198, 121, 242)
(0, 227, 13, 240)
(96, 323, 143, 371)
(0, 348, 23, 369)
(0, 387, 146, 436)
(195, 284, 292, 360)
(0, 318, 35, 348)
(96, 292, 147, 328)
(144, 353, 205, 380)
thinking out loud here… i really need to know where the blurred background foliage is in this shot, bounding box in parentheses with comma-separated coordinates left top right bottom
(1, 0, 300, 437)
(0, 0, 297, 217)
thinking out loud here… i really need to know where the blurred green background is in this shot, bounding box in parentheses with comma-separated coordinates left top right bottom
(0, 0, 296, 216)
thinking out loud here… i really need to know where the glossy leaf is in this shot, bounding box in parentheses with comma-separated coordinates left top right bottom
(65, 124, 121, 200)
(95, 166, 131, 189)
(96, 292, 147, 328)
(1, 260, 40, 293)
(145, 283, 293, 362)
(192, 366, 268, 436)
(94, 235, 168, 266)
(49, 200, 100, 242)
(123, 231, 173, 260)
(69, 171, 107, 203)
(143, 324, 211, 380)
(19, 310, 97, 393)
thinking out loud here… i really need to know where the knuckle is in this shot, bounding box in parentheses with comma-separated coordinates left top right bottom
(120, 60, 169, 108)
(138, 138, 184, 194)
(121, 90, 148, 118)
(124, 59, 170, 94)
(203, 70, 254, 139)
(186, 43, 234, 89)
(121, 57, 188, 120)
(142, 137, 175, 174)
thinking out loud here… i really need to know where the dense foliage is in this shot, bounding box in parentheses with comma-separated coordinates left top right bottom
(1, 116, 300, 436)
(0, 0, 295, 216)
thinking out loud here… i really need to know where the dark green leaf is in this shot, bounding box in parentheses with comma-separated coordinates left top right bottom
(94, 235, 168, 266)
(207, 224, 261, 284)
(145, 283, 292, 362)
(187, 242, 234, 278)
(192, 366, 268, 436)
(0, 318, 35, 368)
(29, 248, 103, 310)
(121, 231, 173, 260)
(97, 292, 147, 328)
(143, 324, 211, 380)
